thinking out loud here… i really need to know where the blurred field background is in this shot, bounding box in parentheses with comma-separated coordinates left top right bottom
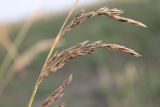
(0, 0, 160, 107)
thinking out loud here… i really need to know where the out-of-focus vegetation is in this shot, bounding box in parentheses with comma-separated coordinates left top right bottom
(0, 0, 160, 107)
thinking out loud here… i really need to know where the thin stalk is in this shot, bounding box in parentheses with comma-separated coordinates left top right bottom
(0, 19, 34, 81)
(28, 79, 42, 107)
(27, 1, 79, 107)
(0, 0, 44, 83)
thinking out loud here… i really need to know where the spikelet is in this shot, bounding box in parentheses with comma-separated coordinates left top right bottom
(62, 7, 146, 34)
(38, 6, 145, 107)
(41, 75, 72, 107)
(39, 41, 140, 81)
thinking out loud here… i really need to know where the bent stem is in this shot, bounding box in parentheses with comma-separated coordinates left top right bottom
(27, 0, 79, 107)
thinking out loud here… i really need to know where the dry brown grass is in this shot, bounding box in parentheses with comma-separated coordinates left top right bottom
(39, 40, 141, 107)
(28, 5, 146, 107)
(41, 74, 72, 107)
(27, 1, 80, 107)
(62, 7, 146, 35)
(39, 40, 140, 82)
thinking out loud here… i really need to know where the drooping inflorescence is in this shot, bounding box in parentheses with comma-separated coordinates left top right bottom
(39, 6, 146, 107)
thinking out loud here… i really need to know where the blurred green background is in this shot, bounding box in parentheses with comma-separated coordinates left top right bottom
(0, 0, 160, 107)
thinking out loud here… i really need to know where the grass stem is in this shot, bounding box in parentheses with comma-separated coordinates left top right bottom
(27, 1, 79, 107)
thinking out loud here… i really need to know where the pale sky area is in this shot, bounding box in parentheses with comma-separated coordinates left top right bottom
(0, 0, 105, 24)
